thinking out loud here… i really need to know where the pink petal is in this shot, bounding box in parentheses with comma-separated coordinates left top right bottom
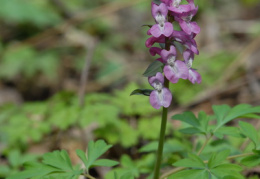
(150, 24, 163, 38)
(183, 49, 194, 63)
(190, 22, 200, 34)
(149, 47, 162, 56)
(145, 35, 165, 48)
(164, 60, 189, 83)
(179, 19, 192, 35)
(161, 45, 177, 63)
(188, 68, 201, 84)
(148, 72, 164, 87)
(163, 22, 174, 37)
(168, 4, 191, 15)
(149, 88, 172, 109)
(151, 2, 168, 21)
(156, 58, 164, 63)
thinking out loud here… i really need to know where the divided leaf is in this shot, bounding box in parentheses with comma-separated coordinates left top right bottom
(214, 104, 260, 130)
(239, 121, 259, 149)
(76, 140, 113, 171)
(173, 153, 205, 168)
(42, 150, 73, 171)
(208, 150, 230, 169)
(240, 154, 260, 167)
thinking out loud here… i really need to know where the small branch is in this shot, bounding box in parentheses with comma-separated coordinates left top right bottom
(160, 152, 254, 179)
(197, 134, 212, 155)
(78, 39, 98, 107)
(160, 167, 186, 179)
(226, 152, 254, 160)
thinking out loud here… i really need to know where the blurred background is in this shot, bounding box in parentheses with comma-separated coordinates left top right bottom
(0, 0, 259, 178)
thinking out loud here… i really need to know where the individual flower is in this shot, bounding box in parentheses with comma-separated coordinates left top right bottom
(167, 0, 192, 15)
(148, 2, 173, 37)
(174, 0, 200, 35)
(183, 49, 201, 84)
(149, 72, 172, 109)
(171, 30, 199, 54)
(161, 46, 189, 83)
(145, 35, 165, 48)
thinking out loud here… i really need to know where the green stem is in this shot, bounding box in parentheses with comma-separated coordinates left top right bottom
(197, 134, 212, 155)
(160, 152, 255, 179)
(153, 79, 169, 179)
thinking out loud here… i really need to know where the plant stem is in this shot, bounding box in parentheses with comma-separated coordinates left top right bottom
(197, 134, 212, 155)
(160, 152, 255, 179)
(227, 152, 254, 160)
(153, 79, 170, 179)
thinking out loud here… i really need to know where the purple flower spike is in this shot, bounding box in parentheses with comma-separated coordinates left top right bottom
(164, 60, 189, 83)
(148, 22, 173, 37)
(149, 47, 162, 56)
(188, 68, 201, 84)
(149, 72, 172, 109)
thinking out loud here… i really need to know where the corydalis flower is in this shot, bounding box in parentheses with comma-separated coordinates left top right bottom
(149, 72, 172, 109)
(148, 2, 173, 37)
(174, 0, 200, 35)
(161, 46, 188, 83)
(183, 49, 201, 84)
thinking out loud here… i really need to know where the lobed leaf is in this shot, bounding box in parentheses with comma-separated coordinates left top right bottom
(173, 153, 205, 168)
(239, 121, 259, 149)
(208, 150, 230, 169)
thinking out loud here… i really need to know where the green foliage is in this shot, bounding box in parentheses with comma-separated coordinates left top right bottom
(8, 140, 116, 179)
(76, 140, 117, 171)
(239, 121, 260, 149)
(171, 150, 243, 179)
(0, 46, 60, 81)
(0, 0, 61, 26)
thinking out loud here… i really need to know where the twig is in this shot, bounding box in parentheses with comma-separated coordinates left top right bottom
(197, 134, 212, 155)
(83, 173, 96, 179)
(78, 39, 98, 107)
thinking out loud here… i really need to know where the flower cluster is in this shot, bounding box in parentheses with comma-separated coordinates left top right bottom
(147, 0, 201, 109)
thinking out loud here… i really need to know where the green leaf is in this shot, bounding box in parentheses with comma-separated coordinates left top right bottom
(130, 89, 153, 96)
(213, 105, 231, 128)
(77, 140, 112, 171)
(92, 159, 118, 167)
(214, 126, 244, 139)
(210, 164, 243, 179)
(173, 41, 184, 54)
(179, 127, 202, 134)
(7, 162, 59, 179)
(143, 61, 163, 77)
(239, 121, 259, 149)
(241, 154, 260, 167)
(172, 112, 200, 128)
(42, 150, 73, 171)
(173, 153, 205, 168)
(169, 169, 209, 179)
(208, 150, 230, 168)
(214, 104, 260, 129)
(197, 111, 210, 133)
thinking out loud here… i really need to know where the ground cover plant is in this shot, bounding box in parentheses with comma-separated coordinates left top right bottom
(0, 0, 260, 179)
